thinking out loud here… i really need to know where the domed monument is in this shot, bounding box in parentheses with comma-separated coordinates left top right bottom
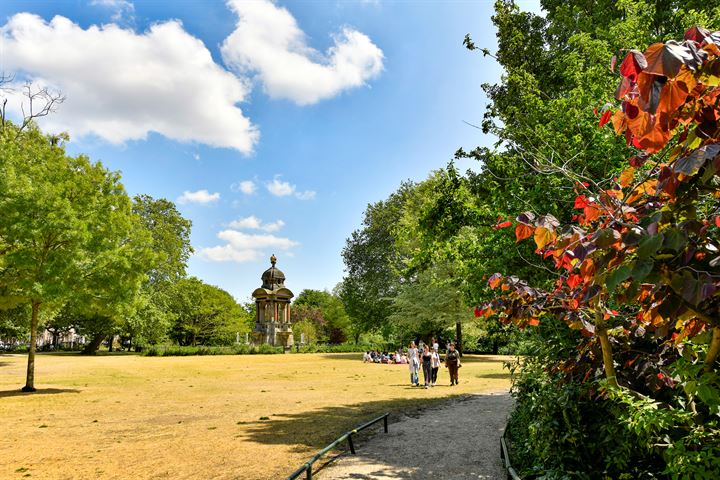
(251, 254, 295, 349)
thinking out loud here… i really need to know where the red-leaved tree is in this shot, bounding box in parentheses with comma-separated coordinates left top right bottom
(479, 26, 720, 390)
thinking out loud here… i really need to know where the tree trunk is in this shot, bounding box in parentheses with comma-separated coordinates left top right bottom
(456, 321, 463, 357)
(704, 326, 720, 372)
(82, 333, 105, 355)
(595, 311, 618, 387)
(107, 335, 114, 352)
(22, 301, 41, 392)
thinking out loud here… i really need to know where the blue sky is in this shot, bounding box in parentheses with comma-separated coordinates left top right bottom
(0, 0, 540, 303)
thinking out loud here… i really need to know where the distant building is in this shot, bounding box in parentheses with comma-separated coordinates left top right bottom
(251, 255, 295, 349)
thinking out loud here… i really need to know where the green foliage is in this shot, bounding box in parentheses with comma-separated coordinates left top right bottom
(142, 343, 283, 356)
(293, 288, 350, 344)
(168, 277, 250, 346)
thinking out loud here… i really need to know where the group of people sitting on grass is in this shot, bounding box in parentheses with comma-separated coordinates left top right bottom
(362, 337, 462, 388)
(362, 349, 408, 364)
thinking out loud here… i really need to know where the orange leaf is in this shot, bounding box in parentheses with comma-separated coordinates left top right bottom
(488, 273, 503, 289)
(627, 179, 658, 204)
(619, 166, 635, 188)
(515, 223, 534, 242)
(495, 220, 512, 229)
(528, 318, 540, 327)
(580, 259, 595, 284)
(533, 226, 556, 250)
(567, 274, 582, 289)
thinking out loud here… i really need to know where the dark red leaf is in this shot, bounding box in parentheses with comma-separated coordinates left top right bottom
(685, 26, 710, 43)
(619, 50, 647, 81)
(610, 55, 617, 72)
(495, 220, 512, 229)
(599, 109, 613, 127)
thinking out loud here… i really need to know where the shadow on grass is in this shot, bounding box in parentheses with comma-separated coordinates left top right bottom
(244, 393, 513, 479)
(475, 372, 511, 380)
(242, 394, 475, 450)
(0, 388, 81, 398)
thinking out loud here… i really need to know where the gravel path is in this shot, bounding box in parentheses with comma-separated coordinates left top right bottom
(319, 392, 513, 480)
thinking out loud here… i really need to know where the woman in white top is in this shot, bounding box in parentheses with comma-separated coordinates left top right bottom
(407, 341, 420, 386)
(430, 347, 441, 386)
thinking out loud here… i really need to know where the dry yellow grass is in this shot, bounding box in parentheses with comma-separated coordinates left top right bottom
(0, 352, 511, 479)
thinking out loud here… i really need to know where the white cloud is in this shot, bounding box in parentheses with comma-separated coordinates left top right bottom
(229, 215, 285, 232)
(295, 190, 316, 200)
(266, 177, 295, 197)
(231, 180, 257, 195)
(90, 0, 135, 24)
(265, 176, 316, 200)
(177, 189, 220, 205)
(221, 0, 384, 105)
(198, 229, 298, 264)
(0, 13, 258, 153)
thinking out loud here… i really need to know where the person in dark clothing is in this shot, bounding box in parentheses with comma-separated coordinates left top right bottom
(445, 342, 461, 386)
(421, 344, 433, 389)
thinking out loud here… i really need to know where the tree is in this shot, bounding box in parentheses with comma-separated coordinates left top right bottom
(294, 289, 350, 344)
(478, 26, 720, 476)
(0, 123, 151, 390)
(168, 278, 249, 346)
(124, 195, 193, 349)
(341, 183, 415, 339)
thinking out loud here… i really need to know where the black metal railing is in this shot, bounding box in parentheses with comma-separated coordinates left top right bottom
(500, 426, 522, 480)
(287, 412, 389, 480)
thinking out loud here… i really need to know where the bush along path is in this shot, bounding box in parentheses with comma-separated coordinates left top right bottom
(319, 392, 513, 480)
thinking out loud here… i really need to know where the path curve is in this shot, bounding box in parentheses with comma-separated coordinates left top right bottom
(319, 392, 513, 480)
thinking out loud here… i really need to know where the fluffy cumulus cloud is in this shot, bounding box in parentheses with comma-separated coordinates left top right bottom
(266, 176, 316, 200)
(177, 189, 221, 205)
(232, 180, 257, 195)
(0, 13, 258, 152)
(229, 215, 285, 233)
(199, 229, 298, 263)
(221, 0, 384, 105)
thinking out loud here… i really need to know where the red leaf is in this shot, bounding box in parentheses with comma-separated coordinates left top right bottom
(515, 223, 534, 242)
(715, 216, 720, 228)
(619, 50, 647, 81)
(566, 274, 582, 289)
(574, 195, 590, 209)
(495, 220, 512, 229)
(598, 109, 613, 127)
(473, 307, 482, 318)
(610, 55, 617, 72)
(684, 26, 710, 44)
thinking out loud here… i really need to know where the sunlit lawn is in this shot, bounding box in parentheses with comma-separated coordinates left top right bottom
(0, 352, 511, 479)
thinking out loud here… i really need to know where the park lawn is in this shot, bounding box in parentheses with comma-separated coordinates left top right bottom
(0, 352, 511, 479)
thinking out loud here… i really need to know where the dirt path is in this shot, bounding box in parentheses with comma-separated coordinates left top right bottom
(319, 391, 513, 480)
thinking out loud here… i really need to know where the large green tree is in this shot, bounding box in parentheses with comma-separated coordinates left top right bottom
(0, 123, 151, 390)
(168, 278, 249, 346)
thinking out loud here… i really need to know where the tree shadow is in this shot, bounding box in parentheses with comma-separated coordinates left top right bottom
(475, 372, 511, 380)
(0, 388, 81, 398)
(240, 393, 486, 450)
(245, 393, 512, 479)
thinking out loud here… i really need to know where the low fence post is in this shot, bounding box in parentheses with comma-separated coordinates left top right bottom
(305, 465, 311, 480)
(383, 415, 388, 433)
(347, 434, 356, 454)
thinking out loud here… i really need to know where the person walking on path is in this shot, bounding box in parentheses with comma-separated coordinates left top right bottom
(421, 344, 433, 388)
(408, 341, 420, 386)
(430, 346, 441, 386)
(445, 342, 461, 386)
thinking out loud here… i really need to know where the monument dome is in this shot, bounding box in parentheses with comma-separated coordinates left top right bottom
(251, 254, 295, 350)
